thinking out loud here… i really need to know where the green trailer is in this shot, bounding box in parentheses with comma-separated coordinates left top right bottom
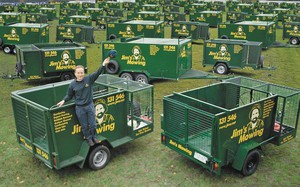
(245, 14, 279, 28)
(0, 12, 21, 25)
(257, 4, 275, 14)
(59, 15, 92, 26)
(15, 42, 87, 81)
(96, 16, 120, 30)
(64, 1, 81, 10)
(59, 8, 78, 17)
(226, 11, 248, 23)
(162, 5, 180, 13)
(0, 23, 49, 54)
(25, 13, 48, 24)
(282, 21, 300, 45)
(139, 4, 160, 12)
(135, 11, 161, 21)
(102, 37, 211, 83)
(208, 2, 226, 12)
(272, 8, 290, 21)
(190, 11, 223, 27)
(18, 3, 39, 13)
(101, 1, 121, 10)
(218, 21, 276, 49)
(56, 24, 94, 44)
(163, 12, 186, 25)
(161, 76, 300, 176)
(77, 8, 104, 21)
(282, 14, 300, 25)
(171, 21, 209, 40)
(106, 20, 164, 40)
(38, 7, 57, 21)
(82, 2, 96, 9)
(106, 8, 124, 18)
(1, 4, 15, 12)
(184, 3, 207, 15)
(12, 73, 154, 170)
(202, 39, 266, 74)
(228, 3, 255, 14)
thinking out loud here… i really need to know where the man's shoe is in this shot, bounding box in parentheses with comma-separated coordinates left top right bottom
(93, 137, 100, 144)
(87, 139, 94, 146)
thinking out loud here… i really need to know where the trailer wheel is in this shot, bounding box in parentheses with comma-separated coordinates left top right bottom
(214, 63, 228, 74)
(242, 149, 260, 176)
(221, 35, 229, 39)
(109, 34, 117, 40)
(60, 72, 74, 81)
(289, 37, 299, 45)
(206, 31, 211, 40)
(105, 60, 119, 74)
(63, 39, 73, 43)
(99, 24, 106, 30)
(120, 72, 133, 80)
(259, 55, 264, 68)
(88, 145, 110, 170)
(135, 74, 149, 84)
(3, 46, 11, 54)
(12, 47, 16, 54)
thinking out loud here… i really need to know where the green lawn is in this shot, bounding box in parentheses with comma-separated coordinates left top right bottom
(0, 19, 299, 186)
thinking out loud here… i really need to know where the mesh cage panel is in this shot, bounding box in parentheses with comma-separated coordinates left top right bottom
(30, 107, 48, 150)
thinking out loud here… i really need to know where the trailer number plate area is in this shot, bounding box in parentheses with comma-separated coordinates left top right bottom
(194, 152, 208, 163)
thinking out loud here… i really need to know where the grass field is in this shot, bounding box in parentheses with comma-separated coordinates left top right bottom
(0, 19, 299, 187)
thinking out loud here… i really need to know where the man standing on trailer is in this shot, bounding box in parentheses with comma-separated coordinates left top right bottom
(57, 58, 110, 146)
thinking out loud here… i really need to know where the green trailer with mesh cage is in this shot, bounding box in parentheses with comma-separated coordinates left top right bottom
(12, 74, 154, 170)
(56, 24, 95, 43)
(202, 39, 268, 74)
(161, 76, 300, 176)
(171, 21, 210, 40)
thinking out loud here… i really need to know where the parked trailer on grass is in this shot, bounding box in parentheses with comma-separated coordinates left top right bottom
(12, 74, 154, 170)
(202, 39, 267, 74)
(25, 13, 48, 23)
(161, 76, 300, 176)
(56, 24, 94, 43)
(59, 15, 93, 26)
(0, 23, 49, 54)
(282, 21, 300, 45)
(15, 42, 87, 81)
(102, 37, 212, 83)
(0, 12, 21, 25)
(171, 21, 210, 41)
(218, 21, 276, 49)
(190, 11, 223, 27)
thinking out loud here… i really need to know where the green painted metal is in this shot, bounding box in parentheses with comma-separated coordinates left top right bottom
(38, 7, 57, 21)
(171, 21, 209, 40)
(257, 4, 275, 14)
(59, 15, 92, 26)
(272, 8, 290, 21)
(106, 20, 164, 40)
(135, 11, 161, 21)
(15, 42, 87, 80)
(96, 16, 120, 30)
(190, 11, 223, 27)
(228, 3, 255, 14)
(18, 3, 39, 13)
(203, 39, 265, 73)
(0, 23, 49, 49)
(0, 12, 21, 25)
(282, 14, 300, 25)
(82, 2, 96, 9)
(59, 8, 78, 17)
(12, 74, 154, 170)
(56, 24, 94, 43)
(226, 11, 249, 23)
(77, 8, 104, 21)
(218, 21, 277, 49)
(185, 3, 208, 14)
(282, 21, 300, 44)
(25, 13, 48, 24)
(245, 14, 279, 28)
(161, 76, 300, 175)
(163, 12, 186, 24)
(162, 5, 180, 13)
(139, 4, 160, 12)
(105, 8, 124, 18)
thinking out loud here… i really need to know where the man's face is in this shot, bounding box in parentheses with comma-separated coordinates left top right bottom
(182, 26, 186, 32)
(63, 53, 70, 63)
(95, 104, 105, 119)
(238, 27, 242, 32)
(221, 46, 226, 53)
(12, 29, 16, 36)
(127, 26, 131, 32)
(75, 67, 84, 81)
(67, 28, 71, 35)
(251, 108, 259, 123)
(133, 48, 139, 56)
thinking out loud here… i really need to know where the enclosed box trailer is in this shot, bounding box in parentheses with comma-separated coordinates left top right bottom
(190, 11, 223, 27)
(218, 21, 276, 49)
(171, 21, 209, 40)
(56, 24, 94, 43)
(15, 42, 87, 81)
(59, 15, 93, 26)
(12, 74, 153, 170)
(25, 13, 48, 23)
(161, 77, 300, 176)
(0, 12, 21, 25)
(282, 21, 300, 45)
(0, 23, 49, 54)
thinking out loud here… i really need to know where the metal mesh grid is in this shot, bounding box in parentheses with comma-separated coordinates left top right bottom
(13, 100, 30, 140)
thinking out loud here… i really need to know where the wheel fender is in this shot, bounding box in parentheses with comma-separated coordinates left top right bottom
(221, 35, 229, 39)
(108, 34, 117, 40)
(231, 141, 261, 171)
(214, 61, 229, 68)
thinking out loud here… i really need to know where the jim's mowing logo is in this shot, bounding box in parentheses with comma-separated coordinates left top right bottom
(231, 26, 247, 39)
(119, 25, 135, 38)
(288, 25, 300, 36)
(175, 24, 189, 36)
(209, 44, 231, 61)
(60, 27, 74, 38)
(121, 45, 146, 66)
(49, 50, 76, 70)
(4, 28, 20, 41)
(95, 99, 115, 134)
(230, 104, 265, 144)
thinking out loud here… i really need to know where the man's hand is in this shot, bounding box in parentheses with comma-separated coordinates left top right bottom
(102, 57, 110, 66)
(57, 100, 65, 107)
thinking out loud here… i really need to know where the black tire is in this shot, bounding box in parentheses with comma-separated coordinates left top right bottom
(63, 39, 73, 43)
(132, 100, 141, 117)
(206, 31, 211, 40)
(179, 36, 187, 39)
(3, 46, 11, 54)
(120, 72, 133, 80)
(242, 149, 260, 176)
(289, 37, 299, 45)
(221, 35, 229, 39)
(259, 55, 264, 68)
(214, 63, 228, 74)
(88, 145, 110, 170)
(135, 74, 149, 84)
(60, 72, 74, 81)
(12, 47, 16, 54)
(109, 34, 117, 40)
(105, 60, 119, 74)
(0, 38, 3, 46)
(99, 24, 106, 30)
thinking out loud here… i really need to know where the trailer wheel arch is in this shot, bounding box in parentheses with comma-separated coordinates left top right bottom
(214, 62, 229, 74)
(105, 59, 119, 74)
(135, 73, 149, 84)
(221, 35, 229, 39)
(289, 37, 299, 45)
(99, 24, 106, 30)
(241, 149, 261, 176)
(3, 45, 12, 54)
(63, 39, 73, 43)
(88, 145, 111, 170)
(108, 34, 117, 40)
(60, 72, 74, 81)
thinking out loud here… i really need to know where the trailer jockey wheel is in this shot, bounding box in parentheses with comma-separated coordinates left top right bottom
(289, 37, 299, 45)
(135, 74, 149, 84)
(242, 149, 260, 176)
(120, 72, 133, 80)
(3, 46, 11, 54)
(88, 145, 110, 170)
(214, 63, 228, 74)
(60, 72, 74, 81)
